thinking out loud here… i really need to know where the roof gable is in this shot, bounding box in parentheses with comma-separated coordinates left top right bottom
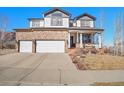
(43, 8, 71, 17)
(76, 13, 96, 20)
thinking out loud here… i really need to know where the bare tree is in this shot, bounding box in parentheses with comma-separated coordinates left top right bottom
(113, 12, 124, 56)
(113, 17, 117, 55)
(120, 12, 124, 56)
(0, 15, 8, 49)
(98, 10, 105, 48)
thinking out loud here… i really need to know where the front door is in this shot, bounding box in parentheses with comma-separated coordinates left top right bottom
(70, 36, 73, 47)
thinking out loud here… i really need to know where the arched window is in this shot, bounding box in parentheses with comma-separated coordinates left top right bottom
(51, 13, 63, 26)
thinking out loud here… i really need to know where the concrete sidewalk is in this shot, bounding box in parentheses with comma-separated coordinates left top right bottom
(0, 70, 124, 86)
(61, 70, 124, 85)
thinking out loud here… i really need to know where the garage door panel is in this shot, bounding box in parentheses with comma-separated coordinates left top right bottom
(37, 41, 64, 46)
(20, 41, 32, 53)
(36, 41, 65, 53)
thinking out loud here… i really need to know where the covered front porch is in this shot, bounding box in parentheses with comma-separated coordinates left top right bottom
(68, 28, 103, 49)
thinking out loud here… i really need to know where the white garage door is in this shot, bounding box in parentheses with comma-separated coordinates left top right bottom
(36, 41, 65, 53)
(20, 41, 32, 53)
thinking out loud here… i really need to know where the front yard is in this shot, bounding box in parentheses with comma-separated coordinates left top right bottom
(69, 48, 124, 70)
(92, 82, 124, 86)
(0, 49, 17, 55)
(82, 54, 124, 70)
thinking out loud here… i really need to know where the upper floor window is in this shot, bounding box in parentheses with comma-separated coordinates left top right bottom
(51, 13, 63, 26)
(32, 20, 40, 27)
(80, 20, 91, 27)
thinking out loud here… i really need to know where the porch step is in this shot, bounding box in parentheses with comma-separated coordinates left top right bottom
(85, 44, 94, 49)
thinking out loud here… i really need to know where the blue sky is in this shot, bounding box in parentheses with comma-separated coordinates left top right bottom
(0, 7, 123, 46)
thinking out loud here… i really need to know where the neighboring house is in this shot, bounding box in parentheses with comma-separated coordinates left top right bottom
(15, 8, 103, 53)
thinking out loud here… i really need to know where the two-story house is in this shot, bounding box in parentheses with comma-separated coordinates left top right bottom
(15, 8, 103, 53)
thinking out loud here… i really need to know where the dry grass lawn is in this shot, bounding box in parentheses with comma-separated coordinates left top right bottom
(82, 54, 124, 70)
(0, 49, 17, 55)
(69, 48, 124, 70)
(92, 82, 124, 86)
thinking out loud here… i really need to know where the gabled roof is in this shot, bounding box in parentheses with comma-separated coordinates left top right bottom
(75, 13, 96, 20)
(43, 8, 71, 16)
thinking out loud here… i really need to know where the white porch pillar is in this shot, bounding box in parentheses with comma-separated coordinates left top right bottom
(98, 33, 102, 48)
(76, 32, 79, 43)
(80, 33, 83, 48)
(68, 33, 70, 48)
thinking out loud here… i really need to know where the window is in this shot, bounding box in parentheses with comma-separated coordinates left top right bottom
(51, 13, 63, 26)
(80, 20, 90, 27)
(83, 34, 91, 43)
(32, 20, 40, 27)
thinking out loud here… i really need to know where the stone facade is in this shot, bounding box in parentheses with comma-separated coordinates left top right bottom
(16, 31, 67, 40)
(16, 29, 68, 52)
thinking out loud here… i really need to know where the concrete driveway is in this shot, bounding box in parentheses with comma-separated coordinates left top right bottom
(0, 53, 76, 85)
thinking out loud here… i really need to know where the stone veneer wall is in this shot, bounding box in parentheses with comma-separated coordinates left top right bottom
(16, 30, 68, 52)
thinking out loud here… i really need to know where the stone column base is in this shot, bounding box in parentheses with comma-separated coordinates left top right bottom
(76, 43, 80, 48)
(65, 40, 68, 53)
(16, 40, 19, 52)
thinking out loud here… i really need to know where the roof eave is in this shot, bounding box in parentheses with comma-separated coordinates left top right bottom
(75, 13, 96, 20)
